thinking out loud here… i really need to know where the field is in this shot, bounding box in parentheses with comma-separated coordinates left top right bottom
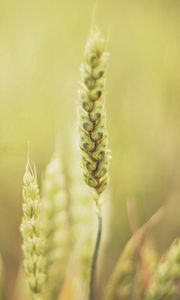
(0, 1, 180, 299)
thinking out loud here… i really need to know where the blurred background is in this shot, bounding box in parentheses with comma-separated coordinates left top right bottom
(0, 0, 180, 298)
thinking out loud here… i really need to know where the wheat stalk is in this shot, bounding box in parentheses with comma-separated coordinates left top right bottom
(78, 26, 110, 300)
(144, 238, 180, 300)
(41, 150, 70, 300)
(20, 161, 46, 300)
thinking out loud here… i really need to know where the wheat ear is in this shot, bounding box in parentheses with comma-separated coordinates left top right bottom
(20, 161, 46, 300)
(42, 150, 69, 300)
(144, 238, 180, 300)
(79, 26, 110, 300)
(79, 27, 110, 204)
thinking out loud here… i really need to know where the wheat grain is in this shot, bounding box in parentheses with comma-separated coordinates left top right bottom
(79, 26, 110, 209)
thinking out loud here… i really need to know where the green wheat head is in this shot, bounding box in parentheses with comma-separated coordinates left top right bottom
(79, 27, 110, 209)
(20, 161, 46, 300)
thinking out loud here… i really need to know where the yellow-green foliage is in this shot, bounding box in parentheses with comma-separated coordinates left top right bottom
(105, 230, 144, 300)
(79, 27, 110, 203)
(20, 162, 46, 300)
(42, 151, 70, 300)
(105, 226, 159, 300)
(140, 242, 158, 288)
(144, 238, 180, 300)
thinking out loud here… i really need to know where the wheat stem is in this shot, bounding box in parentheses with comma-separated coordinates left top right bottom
(88, 213, 102, 300)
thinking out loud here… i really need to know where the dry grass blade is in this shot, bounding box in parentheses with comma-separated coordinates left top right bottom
(104, 207, 164, 300)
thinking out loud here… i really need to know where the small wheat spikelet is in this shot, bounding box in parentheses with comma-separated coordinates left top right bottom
(79, 26, 110, 209)
(20, 161, 46, 300)
(42, 150, 69, 300)
(144, 238, 180, 300)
